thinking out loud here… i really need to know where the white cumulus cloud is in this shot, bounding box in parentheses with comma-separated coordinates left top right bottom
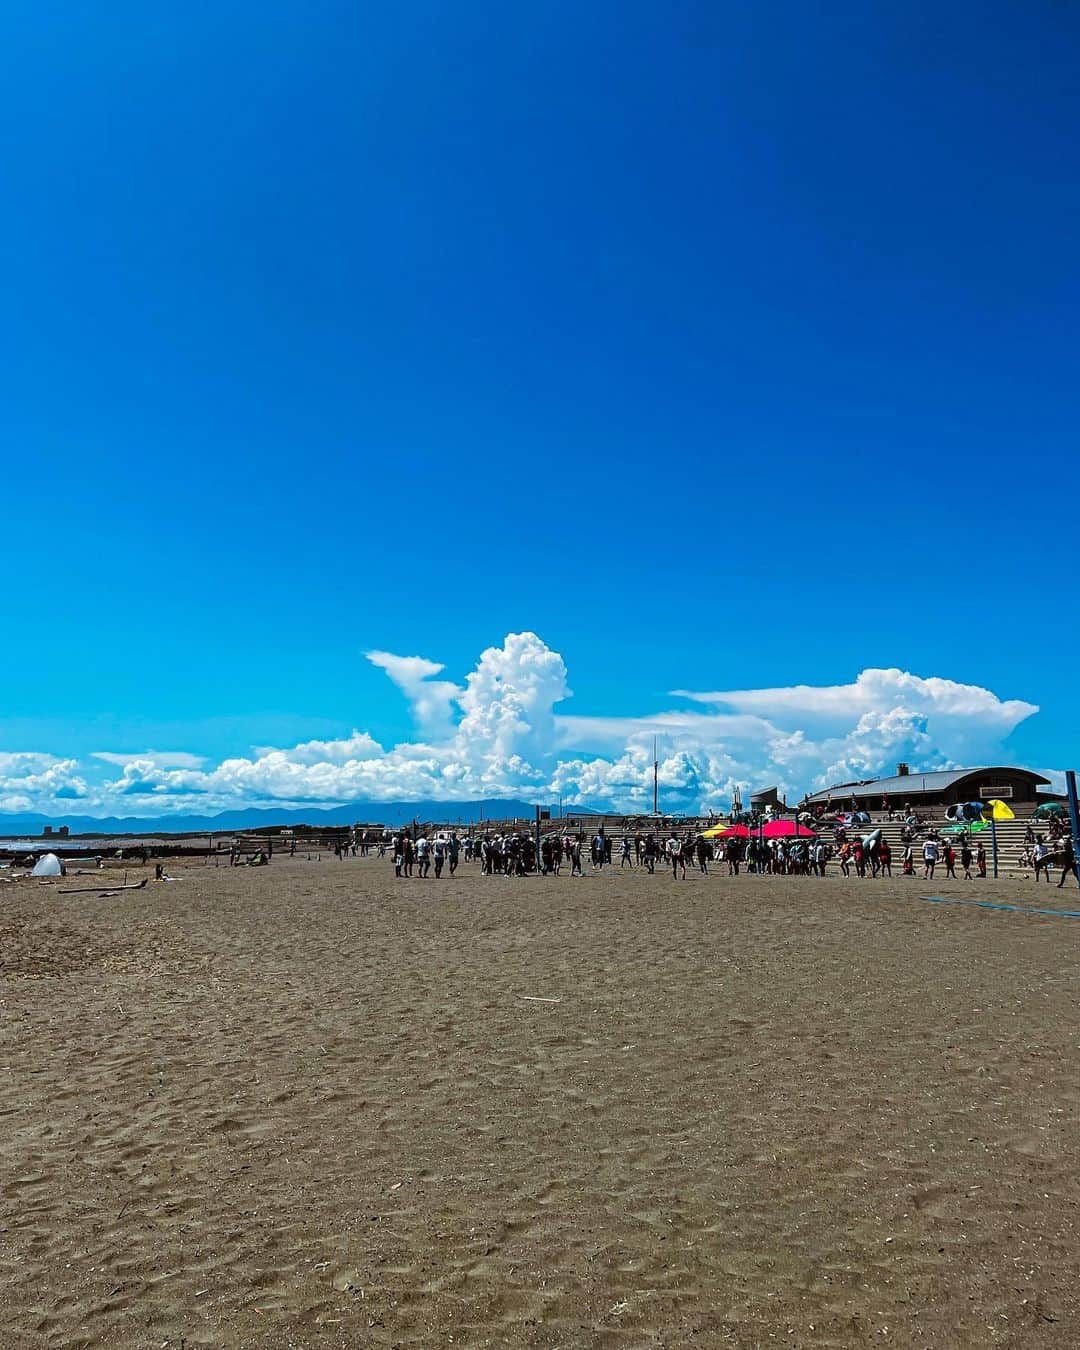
(92, 750, 207, 770)
(364, 651, 462, 737)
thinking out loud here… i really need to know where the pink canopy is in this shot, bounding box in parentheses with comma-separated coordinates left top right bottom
(710, 823, 750, 838)
(761, 819, 818, 839)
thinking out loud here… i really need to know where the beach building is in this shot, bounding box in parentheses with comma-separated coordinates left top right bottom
(750, 786, 787, 813)
(802, 764, 1051, 814)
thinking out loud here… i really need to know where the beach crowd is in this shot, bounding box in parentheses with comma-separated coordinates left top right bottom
(380, 826, 1077, 884)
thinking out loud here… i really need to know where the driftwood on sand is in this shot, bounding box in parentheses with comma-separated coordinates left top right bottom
(57, 878, 149, 895)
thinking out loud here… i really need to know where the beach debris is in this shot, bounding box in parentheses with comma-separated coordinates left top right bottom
(58, 878, 148, 895)
(521, 996, 561, 1003)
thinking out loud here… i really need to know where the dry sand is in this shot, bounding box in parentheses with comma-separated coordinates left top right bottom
(2, 856, 1080, 1348)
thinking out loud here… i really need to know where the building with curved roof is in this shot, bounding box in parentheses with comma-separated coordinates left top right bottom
(803, 764, 1051, 811)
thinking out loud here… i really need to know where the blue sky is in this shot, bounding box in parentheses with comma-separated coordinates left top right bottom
(1, 2, 1076, 815)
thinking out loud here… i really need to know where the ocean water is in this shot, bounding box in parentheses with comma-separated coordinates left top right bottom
(0, 835, 203, 852)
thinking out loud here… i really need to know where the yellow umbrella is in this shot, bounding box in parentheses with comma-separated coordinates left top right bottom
(986, 798, 1015, 820)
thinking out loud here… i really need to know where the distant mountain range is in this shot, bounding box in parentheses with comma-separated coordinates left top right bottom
(0, 799, 571, 837)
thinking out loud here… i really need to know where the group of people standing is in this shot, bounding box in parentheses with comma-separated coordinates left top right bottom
(912, 835, 986, 879)
(393, 832, 461, 878)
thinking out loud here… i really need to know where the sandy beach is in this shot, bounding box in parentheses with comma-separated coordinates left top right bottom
(3, 856, 1080, 1348)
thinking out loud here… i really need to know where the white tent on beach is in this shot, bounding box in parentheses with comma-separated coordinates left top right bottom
(31, 853, 64, 877)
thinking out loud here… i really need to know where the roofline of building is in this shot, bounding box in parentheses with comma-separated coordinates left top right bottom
(803, 765, 1051, 802)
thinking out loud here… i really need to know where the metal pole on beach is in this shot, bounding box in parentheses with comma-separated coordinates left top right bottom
(1066, 771, 1080, 891)
(990, 816, 998, 880)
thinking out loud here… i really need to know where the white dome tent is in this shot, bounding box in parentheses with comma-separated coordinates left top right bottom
(31, 853, 64, 877)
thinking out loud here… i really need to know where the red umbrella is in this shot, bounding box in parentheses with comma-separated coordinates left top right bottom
(762, 819, 818, 839)
(705, 823, 750, 838)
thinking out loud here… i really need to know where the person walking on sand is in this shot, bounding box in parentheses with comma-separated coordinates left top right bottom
(726, 837, 741, 876)
(570, 837, 583, 876)
(922, 836, 939, 879)
(976, 841, 987, 877)
(696, 834, 709, 875)
(960, 841, 973, 879)
(620, 835, 634, 868)
(666, 834, 685, 879)
(1057, 838, 1076, 889)
(1034, 836, 1051, 882)
(944, 844, 957, 879)
(878, 836, 891, 877)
